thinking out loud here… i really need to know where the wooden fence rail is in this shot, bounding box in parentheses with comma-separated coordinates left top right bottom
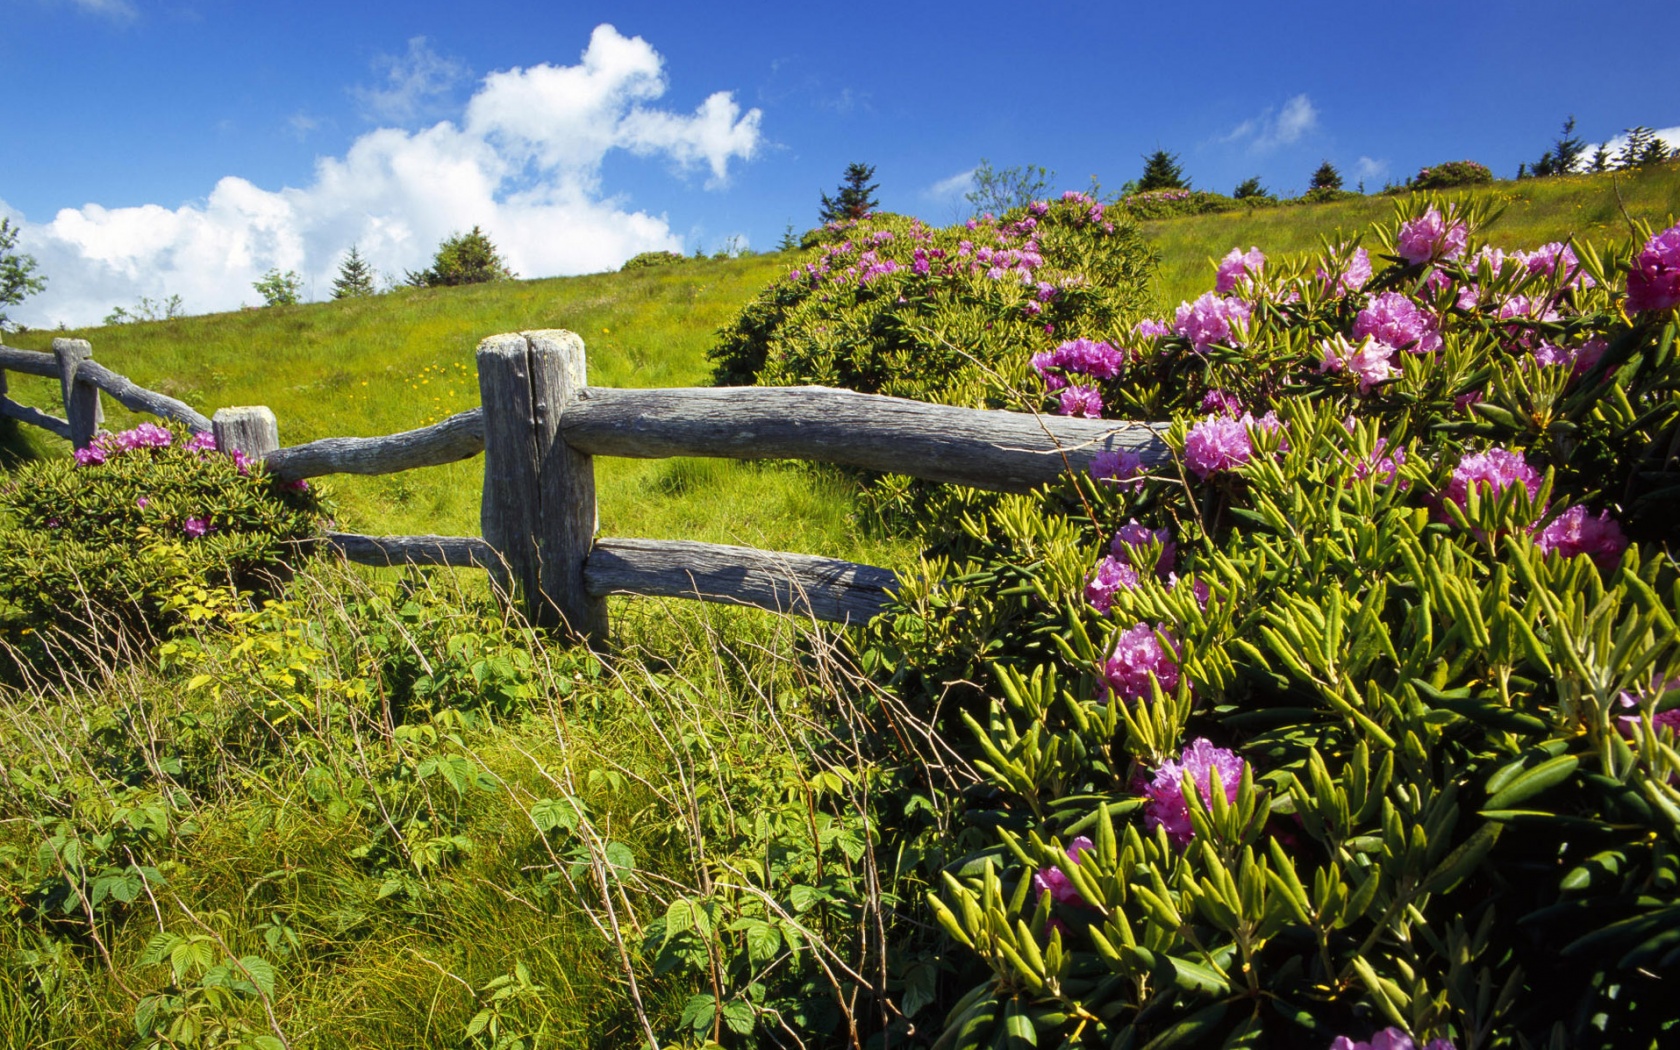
(1, 330, 1173, 641)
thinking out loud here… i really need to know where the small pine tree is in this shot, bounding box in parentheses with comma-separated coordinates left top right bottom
(1588, 144, 1612, 173)
(1137, 150, 1188, 192)
(1310, 161, 1343, 191)
(406, 226, 515, 287)
(331, 245, 377, 299)
(818, 163, 879, 224)
(777, 222, 799, 252)
(253, 269, 303, 307)
(1232, 176, 1267, 199)
(1617, 127, 1671, 169)
(1531, 117, 1587, 176)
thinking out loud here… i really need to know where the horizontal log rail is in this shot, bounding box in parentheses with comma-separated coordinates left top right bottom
(1, 343, 210, 431)
(3, 328, 1176, 640)
(323, 531, 896, 625)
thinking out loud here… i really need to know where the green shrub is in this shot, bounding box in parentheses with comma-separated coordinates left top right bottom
(0, 422, 327, 675)
(1413, 160, 1494, 190)
(1293, 185, 1364, 205)
(1118, 189, 1255, 220)
(620, 250, 689, 272)
(864, 200, 1680, 1048)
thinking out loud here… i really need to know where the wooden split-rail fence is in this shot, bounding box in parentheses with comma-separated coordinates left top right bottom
(1, 331, 1171, 642)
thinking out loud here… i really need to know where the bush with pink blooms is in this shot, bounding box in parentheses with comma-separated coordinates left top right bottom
(0, 422, 328, 676)
(843, 199, 1680, 1048)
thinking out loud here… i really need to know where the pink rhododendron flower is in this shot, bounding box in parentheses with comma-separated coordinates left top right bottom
(1531, 336, 1605, 378)
(1104, 622, 1181, 703)
(1520, 241, 1593, 290)
(1143, 738, 1245, 847)
(1330, 1027, 1454, 1050)
(1111, 520, 1175, 576)
(1032, 836, 1095, 906)
(1031, 351, 1068, 391)
(135, 496, 149, 509)
(1173, 293, 1252, 352)
(73, 445, 107, 467)
(1090, 449, 1145, 486)
(1396, 207, 1468, 265)
(1201, 389, 1242, 416)
(1185, 415, 1252, 478)
(1444, 448, 1542, 512)
(1353, 292, 1442, 354)
(1085, 556, 1140, 613)
(1318, 246, 1373, 294)
(1535, 504, 1627, 569)
(1133, 318, 1170, 339)
(117, 423, 174, 451)
(1058, 385, 1104, 418)
(1319, 334, 1400, 393)
(185, 431, 218, 453)
(1625, 222, 1680, 313)
(1616, 677, 1680, 740)
(183, 517, 212, 538)
(1215, 246, 1266, 294)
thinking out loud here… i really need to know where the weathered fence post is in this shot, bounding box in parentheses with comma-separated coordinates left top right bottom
(477, 329, 605, 642)
(52, 338, 102, 448)
(212, 406, 280, 457)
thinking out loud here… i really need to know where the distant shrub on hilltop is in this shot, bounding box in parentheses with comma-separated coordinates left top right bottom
(620, 249, 688, 272)
(1411, 159, 1494, 190)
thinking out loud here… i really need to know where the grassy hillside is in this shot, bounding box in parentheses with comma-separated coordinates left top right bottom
(4, 254, 910, 569)
(1142, 162, 1680, 308)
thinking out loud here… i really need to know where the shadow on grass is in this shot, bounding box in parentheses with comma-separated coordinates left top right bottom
(0, 418, 47, 471)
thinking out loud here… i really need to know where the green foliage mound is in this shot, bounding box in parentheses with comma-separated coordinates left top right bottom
(865, 200, 1680, 1048)
(710, 199, 1156, 406)
(619, 250, 689, 272)
(1412, 160, 1495, 191)
(0, 423, 327, 674)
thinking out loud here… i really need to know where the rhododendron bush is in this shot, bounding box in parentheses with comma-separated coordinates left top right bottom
(0, 422, 327, 676)
(829, 200, 1680, 1047)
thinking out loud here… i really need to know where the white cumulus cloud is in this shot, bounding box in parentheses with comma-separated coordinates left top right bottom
(1354, 156, 1389, 182)
(9, 24, 763, 328)
(923, 168, 976, 201)
(1580, 124, 1680, 168)
(1221, 94, 1320, 153)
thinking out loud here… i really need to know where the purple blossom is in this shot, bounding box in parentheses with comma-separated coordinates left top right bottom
(1353, 292, 1442, 355)
(1535, 504, 1627, 569)
(1174, 293, 1252, 352)
(73, 445, 108, 467)
(183, 517, 212, 538)
(118, 423, 174, 451)
(1143, 738, 1245, 847)
(1200, 389, 1242, 416)
(1103, 622, 1181, 703)
(1626, 222, 1680, 314)
(1520, 241, 1594, 290)
(1215, 246, 1266, 294)
(1396, 207, 1468, 265)
(1317, 246, 1373, 294)
(1085, 556, 1140, 613)
(1531, 336, 1605, 377)
(1035, 281, 1059, 302)
(1090, 449, 1146, 486)
(1318, 334, 1400, 393)
(1444, 448, 1542, 512)
(136, 496, 150, 509)
(288, 478, 311, 493)
(185, 431, 218, 453)
(1617, 677, 1680, 740)
(1032, 836, 1095, 906)
(1347, 436, 1408, 487)
(1185, 413, 1277, 478)
(1028, 200, 1049, 217)
(1058, 385, 1105, 418)
(1111, 520, 1175, 576)
(1133, 318, 1170, 339)
(1329, 1029, 1454, 1050)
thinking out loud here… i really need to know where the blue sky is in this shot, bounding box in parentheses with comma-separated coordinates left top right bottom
(4, 0, 1677, 327)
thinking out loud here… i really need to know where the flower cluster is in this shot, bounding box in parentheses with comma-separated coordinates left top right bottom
(1031, 338, 1125, 391)
(1443, 447, 1627, 566)
(1032, 836, 1095, 906)
(1183, 411, 1281, 478)
(1103, 622, 1181, 702)
(1330, 1028, 1453, 1050)
(1396, 206, 1469, 265)
(1085, 519, 1175, 612)
(1142, 738, 1246, 847)
(1214, 246, 1265, 294)
(1173, 292, 1252, 352)
(1354, 292, 1442, 355)
(1319, 334, 1400, 393)
(1626, 222, 1680, 314)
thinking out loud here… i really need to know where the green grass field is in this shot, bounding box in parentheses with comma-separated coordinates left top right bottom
(1143, 163, 1680, 308)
